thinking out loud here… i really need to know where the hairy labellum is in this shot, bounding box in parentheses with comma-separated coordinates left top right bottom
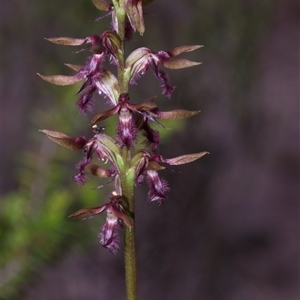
(69, 195, 132, 254)
(99, 208, 120, 254)
(146, 170, 170, 204)
(117, 105, 138, 148)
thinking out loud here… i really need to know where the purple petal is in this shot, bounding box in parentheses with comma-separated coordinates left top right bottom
(77, 86, 97, 114)
(156, 69, 176, 98)
(99, 210, 120, 254)
(117, 108, 137, 148)
(146, 170, 170, 204)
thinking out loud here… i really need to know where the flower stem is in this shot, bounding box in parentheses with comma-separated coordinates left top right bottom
(114, 2, 138, 299)
(124, 214, 138, 300)
(120, 171, 138, 300)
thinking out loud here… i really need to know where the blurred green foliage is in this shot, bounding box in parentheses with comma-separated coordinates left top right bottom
(1, 82, 100, 299)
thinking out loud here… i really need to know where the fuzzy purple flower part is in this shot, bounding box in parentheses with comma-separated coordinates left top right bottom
(146, 170, 170, 204)
(99, 206, 120, 254)
(76, 54, 105, 114)
(128, 48, 175, 98)
(69, 195, 133, 254)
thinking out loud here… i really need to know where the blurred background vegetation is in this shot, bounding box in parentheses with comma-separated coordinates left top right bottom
(2, 0, 299, 299)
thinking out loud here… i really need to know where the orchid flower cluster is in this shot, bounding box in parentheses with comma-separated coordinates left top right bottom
(39, 0, 208, 255)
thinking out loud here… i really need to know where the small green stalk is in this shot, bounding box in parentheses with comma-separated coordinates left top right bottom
(120, 170, 138, 300)
(124, 225, 138, 300)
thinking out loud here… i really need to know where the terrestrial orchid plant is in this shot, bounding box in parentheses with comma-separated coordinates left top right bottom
(38, 0, 208, 299)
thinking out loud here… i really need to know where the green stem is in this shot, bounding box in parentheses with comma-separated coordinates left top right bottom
(113, 1, 138, 299)
(124, 226, 137, 300)
(120, 147, 138, 300)
(121, 174, 138, 300)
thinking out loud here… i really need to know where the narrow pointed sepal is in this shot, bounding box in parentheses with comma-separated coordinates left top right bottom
(45, 37, 86, 46)
(164, 152, 209, 165)
(163, 45, 203, 69)
(156, 109, 200, 119)
(163, 59, 202, 70)
(131, 97, 157, 111)
(69, 205, 107, 219)
(37, 73, 82, 86)
(168, 45, 203, 57)
(90, 106, 119, 124)
(64, 63, 83, 72)
(40, 130, 87, 150)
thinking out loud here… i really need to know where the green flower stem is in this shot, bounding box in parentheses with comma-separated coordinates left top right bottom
(121, 172, 138, 300)
(114, 1, 138, 299)
(119, 147, 138, 300)
(124, 226, 138, 300)
(120, 161, 137, 300)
